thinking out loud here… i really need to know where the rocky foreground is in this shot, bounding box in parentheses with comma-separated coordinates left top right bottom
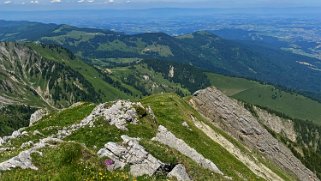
(0, 87, 319, 180)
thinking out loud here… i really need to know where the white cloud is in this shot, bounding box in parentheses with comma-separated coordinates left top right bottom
(3, 0, 12, 4)
(50, 0, 61, 3)
(77, 0, 84, 3)
(30, 0, 39, 3)
(108, 0, 114, 3)
(87, 0, 94, 2)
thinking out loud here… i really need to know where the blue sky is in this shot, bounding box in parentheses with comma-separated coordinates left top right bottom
(1, 0, 321, 9)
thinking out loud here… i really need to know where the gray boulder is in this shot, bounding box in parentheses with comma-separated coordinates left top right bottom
(97, 135, 163, 177)
(167, 164, 191, 181)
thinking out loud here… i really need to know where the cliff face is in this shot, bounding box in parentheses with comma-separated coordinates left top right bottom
(253, 106, 297, 143)
(190, 87, 318, 181)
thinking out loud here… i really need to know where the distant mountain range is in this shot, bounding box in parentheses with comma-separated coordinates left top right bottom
(1, 20, 321, 102)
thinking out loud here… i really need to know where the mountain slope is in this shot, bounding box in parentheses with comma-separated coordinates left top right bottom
(0, 42, 99, 108)
(1, 89, 311, 180)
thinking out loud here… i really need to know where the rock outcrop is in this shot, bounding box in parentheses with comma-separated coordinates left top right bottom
(253, 106, 297, 143)
(29, 109, 48, 126)
(56, 100, 142, 139)
(190, 87, 318, 181)
(0, 128, 28, 147)
(153, 125, 223, 175)
(0, 138, 62, 171)
(97, 135, 163, 177)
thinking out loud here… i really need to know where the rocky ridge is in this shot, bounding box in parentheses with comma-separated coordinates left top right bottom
(0, 101, 194, 180)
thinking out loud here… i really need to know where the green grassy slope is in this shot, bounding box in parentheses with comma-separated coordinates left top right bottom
(27, 43, 131, 102)
(207, 72, 321, 124)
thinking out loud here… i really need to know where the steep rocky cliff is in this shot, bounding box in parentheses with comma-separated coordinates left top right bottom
(190, 87, 318, 181)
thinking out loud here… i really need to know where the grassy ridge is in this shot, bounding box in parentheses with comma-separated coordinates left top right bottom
(207, 72, 321, 124)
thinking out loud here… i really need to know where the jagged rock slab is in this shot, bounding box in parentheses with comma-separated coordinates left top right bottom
(153, 125, 223, 175)
(167, 164, 191, 181)
(190, 115, 283, 181)
(97, 135, 163, 177)
(190, 87, 318, 181)
(29, 109, 48, 126)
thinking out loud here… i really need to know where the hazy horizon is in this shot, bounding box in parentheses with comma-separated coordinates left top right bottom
(1, 0, 321, 10)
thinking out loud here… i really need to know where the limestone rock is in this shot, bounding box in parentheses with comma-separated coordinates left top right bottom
(20, 141, 34, 149)
(168, 65, 175, 78)
(97, 135, 163, 177)
(54, 101, 143, 140)
(0, 138, 62, 171)
(89, 100, 141, 131)
(11, 130, 21, 139)
(167, 164, 191, 181)
(182, 121, 189, 128)
(32, 130, 43, 136)
(153, 125, 223, 175)
(253, 106, 297, 143)
(190, 87, 318, 181)
(29, 109, 48, 126)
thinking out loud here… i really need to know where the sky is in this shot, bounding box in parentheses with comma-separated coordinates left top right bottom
(1, 0, 321, 10)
